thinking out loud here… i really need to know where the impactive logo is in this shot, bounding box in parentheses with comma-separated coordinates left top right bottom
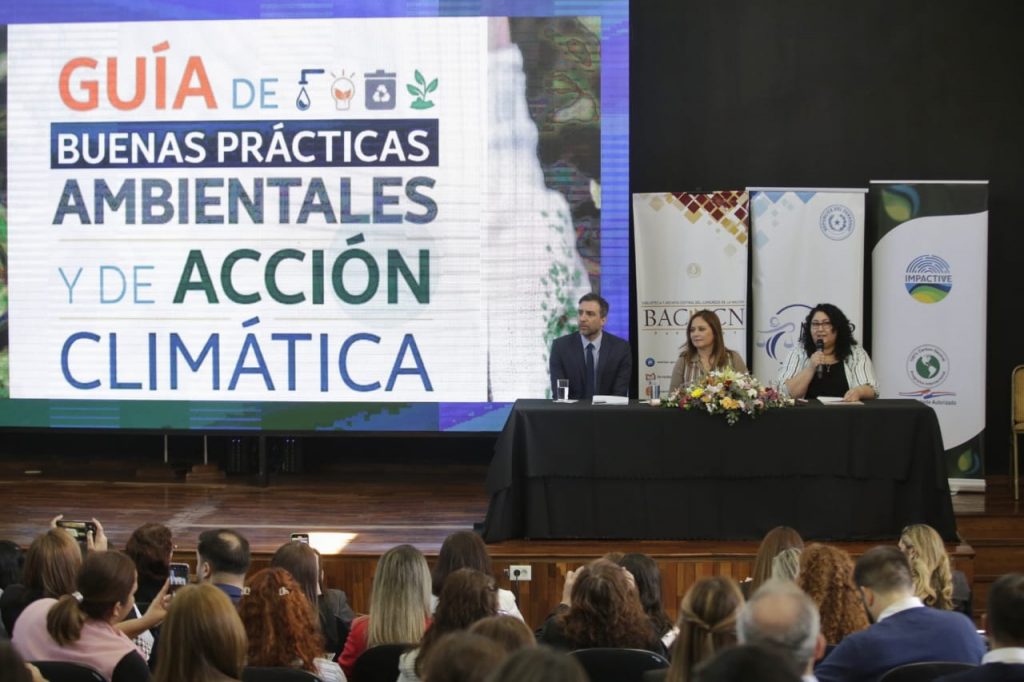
(819, 204, 855, 241)
(905, 255, 952, 303)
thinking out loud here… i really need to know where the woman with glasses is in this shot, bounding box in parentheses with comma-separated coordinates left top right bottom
(776, 303, 878, 401)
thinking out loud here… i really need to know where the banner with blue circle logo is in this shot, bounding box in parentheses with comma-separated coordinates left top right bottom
(749, 189, 867, 386)
(870, 180, 989, 479)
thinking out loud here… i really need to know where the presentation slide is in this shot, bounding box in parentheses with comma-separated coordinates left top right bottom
(0, 1, 629, 432)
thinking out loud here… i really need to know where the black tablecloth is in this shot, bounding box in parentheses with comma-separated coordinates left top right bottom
(482, 399, 957, 542)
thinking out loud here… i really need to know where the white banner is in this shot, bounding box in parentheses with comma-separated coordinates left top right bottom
(633, 191, 748, 397)
(870, 181, 988, 478)
(750, 189, 866, 386)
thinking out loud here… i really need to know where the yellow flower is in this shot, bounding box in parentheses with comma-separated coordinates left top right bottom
(690, 387, 704, 398)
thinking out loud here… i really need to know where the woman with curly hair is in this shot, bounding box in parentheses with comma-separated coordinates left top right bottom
(796, 544, 868, 644)
(538, 559, 664, 655)
(776, 303, 878, 402)
(397, 568, 499, 681)
(898, 524, 970, 613)
(664, 576, 744, 682)
(239, 567, 343, 682)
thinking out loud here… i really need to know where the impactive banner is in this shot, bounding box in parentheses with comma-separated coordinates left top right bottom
(870, 181, 989, 478)
(7, 19, 493, 401)
(633, 191, 748, 397)
(749, 189, 866, 386)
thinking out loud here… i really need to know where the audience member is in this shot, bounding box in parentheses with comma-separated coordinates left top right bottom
(400, 568, 499, 682)
(693, 645, 802, 682)
(619, 553, 676, 646)
(0, 639, 46, 682)
(125, 523, 174, 612)
(797, 544, 868, 645)
(664, 576, 744, 682)
(935, 573, 1024, 682)
(468, 615, 536, 654)
(772, 548, 802, 583)
(737, 579, 825, 681)
(0, 540, 25, 639)
(419, 632, 506, 682)
(153, 583, 247, 682)
(196, 529, 250, 605)
(337, 544, 431, 678)
(743, 526, 804, 597)
(899, 524, 971, 614)
(538, 559, 665, 654)
(486, 646, 589, 682)
(11, 551, 150, 682)
(238, 567, 343, 682)
(1, 529, 82, 636)
(123, 522, 174, 663)
(270, 540, 355, 655)
(432, 531, 523, 621)
(815, 547, 985, 682)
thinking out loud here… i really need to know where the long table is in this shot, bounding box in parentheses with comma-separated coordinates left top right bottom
(481, 399, 957, 542)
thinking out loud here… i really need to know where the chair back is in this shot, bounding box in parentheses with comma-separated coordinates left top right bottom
(570, 648, 670, 682)
(877, 661, 977, 682)
(1013, 365, 1024, 426)
(241, 667, 322, 682)
(351, 643, 415, 682)
(29, 662, 107, 682)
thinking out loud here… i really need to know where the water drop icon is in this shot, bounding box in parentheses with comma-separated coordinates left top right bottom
(296, 87, 311, 111)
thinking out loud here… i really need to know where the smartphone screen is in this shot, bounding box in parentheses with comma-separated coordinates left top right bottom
(290, 533, 310, 544)
(56, 520, 96, 544)
(168, 562, 189, 592)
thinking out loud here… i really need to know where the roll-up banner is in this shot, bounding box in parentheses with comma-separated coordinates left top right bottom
(749, 188, 867, 386)
(870, 181, 989, 482)
(633, 191, 749, 398)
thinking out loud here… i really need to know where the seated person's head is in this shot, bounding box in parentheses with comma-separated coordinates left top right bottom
(0, 639, 42, 682)
(670, 576, 744, 679)
(898, 524, 953, 608)
(270, 540, 322, 609)
(238, 567, 324, 672)
(418, 632, 506, 682)
(433, 531, 493, 597)
(987, 573, 1024, 649)
(415, 568, 499, 677)
(694, 645, 802, 682)
(48, 551, 137, 645)
(24, 529, 82, 598)
(561, 558, 653, 649)
(853, 546, 914, 619)
(0, 540, 25, 591)
(487, 647, 588, 682)
(738, 579, 823, 677)
(124, 522, 174, 587)
(468, 615, 535, 655)
(196, 529, 250, 582)
(153, 583, 247, 682)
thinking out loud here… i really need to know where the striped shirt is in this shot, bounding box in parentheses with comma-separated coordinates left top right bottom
(776, 345, 879, 397)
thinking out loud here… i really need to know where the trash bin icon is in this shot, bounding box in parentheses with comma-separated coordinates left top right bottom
(365, 70, 397, 110)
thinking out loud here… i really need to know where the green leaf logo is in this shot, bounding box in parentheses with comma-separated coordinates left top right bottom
(407, 70, 437, 110)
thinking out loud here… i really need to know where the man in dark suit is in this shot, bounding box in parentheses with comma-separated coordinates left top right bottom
(549, 293, 631, 399)
(937, 573, 1024, 681)
(815, 546, 984, 682)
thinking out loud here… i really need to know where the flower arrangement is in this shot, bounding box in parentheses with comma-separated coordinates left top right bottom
(659, 368, 793, 425)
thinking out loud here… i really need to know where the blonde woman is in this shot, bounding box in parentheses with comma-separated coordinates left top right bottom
(338, 544, 432, 677)
(898, 524, 970, 613)
(664, 576, 744, 682)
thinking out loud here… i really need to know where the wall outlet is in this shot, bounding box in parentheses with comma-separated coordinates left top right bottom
(506, 564, 532, 581)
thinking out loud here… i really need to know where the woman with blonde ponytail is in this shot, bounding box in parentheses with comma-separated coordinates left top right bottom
(664, 577, 744, 682)
(12, 551, 150, 682)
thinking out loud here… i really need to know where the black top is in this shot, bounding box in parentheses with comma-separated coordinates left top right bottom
(112, 651, 152, 682)
(806, 361, 849, 399)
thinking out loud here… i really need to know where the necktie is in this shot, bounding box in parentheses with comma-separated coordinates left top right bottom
(585, 343, 596, 398)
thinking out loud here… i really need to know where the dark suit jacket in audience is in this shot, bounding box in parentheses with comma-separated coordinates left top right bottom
(815, 605, 985, 682)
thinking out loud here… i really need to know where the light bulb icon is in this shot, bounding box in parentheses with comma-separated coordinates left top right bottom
(331, 71, 355, 111)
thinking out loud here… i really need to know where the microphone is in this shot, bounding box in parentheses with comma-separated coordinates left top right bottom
(815, 339, 825, 380)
